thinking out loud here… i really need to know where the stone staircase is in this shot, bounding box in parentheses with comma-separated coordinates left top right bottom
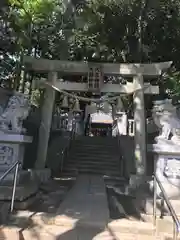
(105, 177, 180, 240)
(63, 136, 122, 177)
(0, 135, 178, 239)
(0, 177, 179, 239)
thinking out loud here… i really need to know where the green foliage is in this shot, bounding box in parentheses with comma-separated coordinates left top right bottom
(164, 71, 180, 99)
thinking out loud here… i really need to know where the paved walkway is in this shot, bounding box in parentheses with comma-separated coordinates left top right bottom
(55, 175, 109, 229)
(2, 175, 161, 239)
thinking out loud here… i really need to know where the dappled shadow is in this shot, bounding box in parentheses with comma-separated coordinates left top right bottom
(106, 185, 143, 221)
(55, 222, 108, 240)
(1, 175, 117, 239)
(0, 177, 76, 239)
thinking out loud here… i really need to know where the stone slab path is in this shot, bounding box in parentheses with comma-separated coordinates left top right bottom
(55, 174, 109, 229)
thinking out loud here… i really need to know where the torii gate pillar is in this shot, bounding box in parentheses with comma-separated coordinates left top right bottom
(133, 74, 146, 178)
(35, 71, 57, 169)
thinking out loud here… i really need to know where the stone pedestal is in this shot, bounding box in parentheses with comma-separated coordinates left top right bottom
(0, 133, 33, 183)
(148, 142, 180, 199)
(28, 168, 51, 183)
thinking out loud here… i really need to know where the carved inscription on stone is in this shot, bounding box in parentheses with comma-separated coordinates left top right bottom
(0, 145, 14, 166)
(163, 157, 180, 179)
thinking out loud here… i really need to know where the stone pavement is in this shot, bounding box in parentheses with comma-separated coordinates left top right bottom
(55, 174, 109, 229)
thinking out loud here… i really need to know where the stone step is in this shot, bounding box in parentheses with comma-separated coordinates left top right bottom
(72, 139, 117, 143)
(21, 226, 114, 240)
(65, 162, 119, 170)
(0, 227, 20, 240)
(64, 164, 120, 171)
(106, 186, 180, 236)
(107, 232, 162, 240)
(104, 175, 127, 182)
(0, 225, 176, 240)
(0, 184, 38, 202)
(75, 137, 117, 141)
(68, 160, 119, 167)
(64, 166, 119, 174)
(0, 202, 10, 224)
(66, 163, 120, 170)
(0, 226, 115, 240)
(63, 168, 120, 176)
(70, 149, 118, 154)
(73, 141, 117, 145)
(71, 144, 118, 149)
(67, 155, 120, 163)
(70, 145, 118, 149)
(134, 195, 180, 216)
(66, 160, 119, 167)
(62, 169, 120, 177)
(53, 173, 78, 179)
(73, 140, 118, 146)
(0, 170, 32, 185)
(69, 152, 121, 159)
(69, 152, 119, 157)
(64, 163, 120, 170)
(108, 219, 155, 235)
(143, 215, 180, 234)
(68, 155, 120, 160)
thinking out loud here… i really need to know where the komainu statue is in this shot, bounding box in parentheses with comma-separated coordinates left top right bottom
(0, 93, 30, 134)
(152, 99, 180, 145)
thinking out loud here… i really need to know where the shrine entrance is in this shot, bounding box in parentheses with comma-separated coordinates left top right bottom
(86, 108, 113, 137)
(23, 56, 172, 183)
(87, 123, 112, 137)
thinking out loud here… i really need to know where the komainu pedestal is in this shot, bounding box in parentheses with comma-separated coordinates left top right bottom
(0, 93, 33, 183)
(149, 99, 180, 199)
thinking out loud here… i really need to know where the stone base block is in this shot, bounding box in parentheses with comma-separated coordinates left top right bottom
(135, 196, 180, 216)
(29, 168, 51, 183)
(0, 184, 38, 223)
(129, 175, 180, 216)
(0, 202, 11, 223)
(0, 170, 34, 186)
(127, 175, 152, 195)
(129, 175, 152, 187)
(14, 193, 41, 210)
(0, 183, 38, 201)
(149, 179, 180, 200)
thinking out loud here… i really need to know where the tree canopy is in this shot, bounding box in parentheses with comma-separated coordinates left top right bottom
(1, 0, 180, 100)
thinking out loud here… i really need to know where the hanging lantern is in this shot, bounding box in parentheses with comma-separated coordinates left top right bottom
(68, 97, 74, 110)
(73, 99, 81, 112)
(116, 97, 124, 113)
(61, 95, 69, 109)
(103, 101, 110, 114)
(89, 102, 97, 114)
(56, 105, 61, 115)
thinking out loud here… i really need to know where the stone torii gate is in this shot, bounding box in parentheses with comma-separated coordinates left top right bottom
(23, 56, 172, 180)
